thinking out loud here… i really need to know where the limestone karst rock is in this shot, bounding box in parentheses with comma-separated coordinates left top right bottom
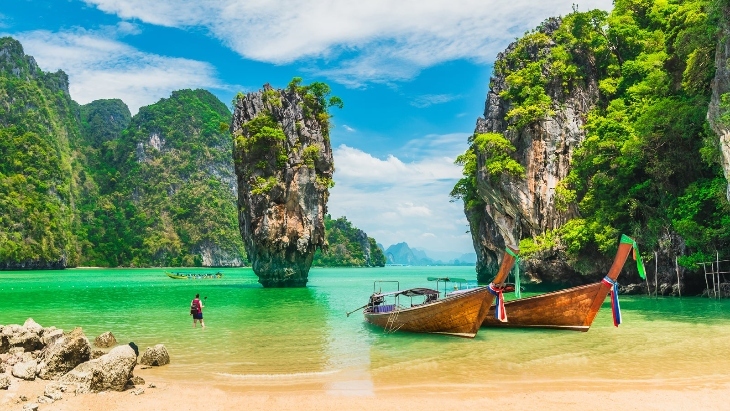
(231, 81, 336, 287)
(708, 3, 730, 201)
(466, 18, 599, 283)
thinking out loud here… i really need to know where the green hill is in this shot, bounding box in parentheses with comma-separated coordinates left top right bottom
(82, 89, 246, 267)
(0, 37, 80, 268)
(313, 215, 385, 267)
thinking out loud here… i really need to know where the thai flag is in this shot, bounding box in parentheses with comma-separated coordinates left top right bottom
(601, 276, 622, 327)
(488, 283, 508, 322)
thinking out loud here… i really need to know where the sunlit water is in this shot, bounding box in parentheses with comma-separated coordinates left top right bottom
(2, 266, 730, 393)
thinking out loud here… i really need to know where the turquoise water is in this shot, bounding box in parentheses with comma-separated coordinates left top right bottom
(2, 266, 730, 391)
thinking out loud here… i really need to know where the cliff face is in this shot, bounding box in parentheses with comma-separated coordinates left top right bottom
(232, 83, 334, 287)
(112, 89, 245, 267)
(468, 19, 599, 282)
(708, 3, 730, 201)
(0, 37, 80, 269)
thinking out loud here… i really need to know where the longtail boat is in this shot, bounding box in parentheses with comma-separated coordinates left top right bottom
(482, 235, 645, 331)
(165, 271, 224, 280)
(348, 246, 519, 338)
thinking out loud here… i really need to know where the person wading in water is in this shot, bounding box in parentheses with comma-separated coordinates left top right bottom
(190, 293, 205, 328)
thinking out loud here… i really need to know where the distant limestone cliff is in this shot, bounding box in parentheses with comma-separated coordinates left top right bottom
(232, 79, 339, 287)
(0, 36, 246, 268)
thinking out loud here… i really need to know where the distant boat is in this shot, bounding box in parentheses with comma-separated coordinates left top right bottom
(348, 246, 519, 338)
(482, 235, 643, 331)
(165, 271, 224, 280)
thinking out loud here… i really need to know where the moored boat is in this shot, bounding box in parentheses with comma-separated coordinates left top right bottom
(165, 271, 224, 280)
(350, 246, 519, 338)
(482, 234, 645, 331)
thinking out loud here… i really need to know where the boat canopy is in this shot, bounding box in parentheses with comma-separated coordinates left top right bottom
(374, 287, 439, 298)
(427, 277, 467, 283)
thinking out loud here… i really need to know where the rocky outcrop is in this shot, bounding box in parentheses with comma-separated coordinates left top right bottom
(708, 3, 730, 201)
(138, 344, 169, 366)
(232, 83, 334, 287)
(59, 345, 137, 393)
(467, 18, 599, 281)
(37, 327, 91, 379)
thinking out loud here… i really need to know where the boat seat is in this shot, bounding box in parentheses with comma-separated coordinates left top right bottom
(373, 304, 395, 313)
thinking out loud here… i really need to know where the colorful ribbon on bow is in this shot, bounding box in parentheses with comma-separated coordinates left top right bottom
(601, 276, 621, 327)
(487, 283, 508, 322)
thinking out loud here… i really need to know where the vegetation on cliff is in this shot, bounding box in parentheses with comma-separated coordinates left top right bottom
(0, 37, 80, 268)
(313, 215, 386, 267)
(456, 0, 730, 269)
(81, 89, 246, 267)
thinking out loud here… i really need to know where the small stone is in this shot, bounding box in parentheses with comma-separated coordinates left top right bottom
(20, 395, 28, 401)
(129, 375, 145, 386)
(148, 383, 156, 388)
(0, 374, 11, 389)
(130, 387, 144, 396)
(36, 394, 53, 403)
(22, 402, 39, 411)
(12, 360, 37, 381)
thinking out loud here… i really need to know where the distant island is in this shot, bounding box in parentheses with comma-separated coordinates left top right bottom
(383, 242, 476, 266)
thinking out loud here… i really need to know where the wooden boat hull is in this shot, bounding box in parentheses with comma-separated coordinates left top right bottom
(363, 245, 518, 338)
(364, 287, 492, 338)
(482, 241, 634, 332)
(166, 272, 188, 279)
(482, 282, 606, 331)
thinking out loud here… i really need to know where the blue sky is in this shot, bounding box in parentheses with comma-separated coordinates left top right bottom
(1, 0, 612, 257)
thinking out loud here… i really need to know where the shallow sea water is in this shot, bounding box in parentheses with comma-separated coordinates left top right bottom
(2, 266, 730, 394)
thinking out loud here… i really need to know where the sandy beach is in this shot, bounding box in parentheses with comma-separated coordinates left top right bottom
(5, 365, 730, 411)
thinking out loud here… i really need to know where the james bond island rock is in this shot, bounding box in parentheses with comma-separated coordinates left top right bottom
(454, 4, 727, 290)
(232, 79, 340, 287)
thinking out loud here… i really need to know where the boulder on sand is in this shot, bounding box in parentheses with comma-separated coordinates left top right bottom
(139, 344, 170, 366)
(12, 359, 37, 381)
(94, 331, 117, 348)
(37, 327, 91, 379)
(59, 344, 137, 393)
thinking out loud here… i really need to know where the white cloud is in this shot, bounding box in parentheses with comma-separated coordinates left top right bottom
(328, 137, 473, 252)
(12, 25, 229, 114)
(411, 94, 461, 108)
(342, 125, 356, 132)
(83, 0, 614, 86)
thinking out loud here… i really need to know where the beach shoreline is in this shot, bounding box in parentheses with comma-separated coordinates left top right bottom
(6, 369, 730, 411)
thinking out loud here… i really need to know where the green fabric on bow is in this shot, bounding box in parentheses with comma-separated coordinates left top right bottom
(620, 234, 646, 279)
(505, 247, 521, 298)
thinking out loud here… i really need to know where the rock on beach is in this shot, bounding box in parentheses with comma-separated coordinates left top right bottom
(139, 344, 170, 366)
